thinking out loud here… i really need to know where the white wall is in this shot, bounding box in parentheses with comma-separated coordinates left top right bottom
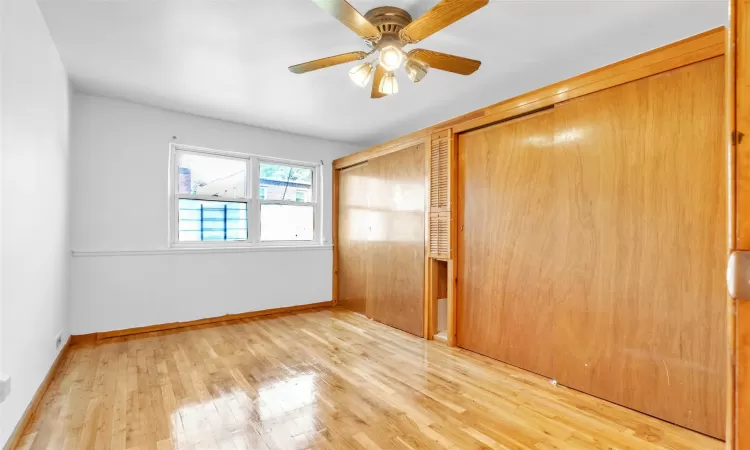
(0, 0, 5, 441)
(0, 0, 71, 445)
(70, 93, 357, 335)
(0, 0, 5, 439)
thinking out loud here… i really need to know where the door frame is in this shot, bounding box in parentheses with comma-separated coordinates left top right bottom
(728, 1, 748, 448)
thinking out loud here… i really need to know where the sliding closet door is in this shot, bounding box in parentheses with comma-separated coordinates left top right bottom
(457, 57, 726, 438)
(458, 109, 558, 370)
(337, 163, 372, 315)
(366, 144, 426, 336)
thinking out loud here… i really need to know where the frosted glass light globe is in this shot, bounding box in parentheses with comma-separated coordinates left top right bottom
(348, 62, 374, 88)
(379, 46, 403, 72)
(379, 72, 399, 95)
(405, 59, 429, 83)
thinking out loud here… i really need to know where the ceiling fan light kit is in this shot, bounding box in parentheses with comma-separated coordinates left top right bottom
(379, 72, 399, 95)
(348, 62, 375, 87)
(378, 45, 404, 72)
(405, 58, 429, 83)
(289, 0, 488, 99)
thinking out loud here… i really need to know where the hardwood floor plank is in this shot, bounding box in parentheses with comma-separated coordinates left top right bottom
(13, 308, 721, 450)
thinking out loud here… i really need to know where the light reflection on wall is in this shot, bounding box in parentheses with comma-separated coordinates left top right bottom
(526, 135, 551, 147)
(555, 129, 583, 143)
(525, 128, 584, 148)
(346, 209, 424, 242)
(344, 175, 425, 243)
(343, 175, 424, 211)
(170, 373, 318, 448)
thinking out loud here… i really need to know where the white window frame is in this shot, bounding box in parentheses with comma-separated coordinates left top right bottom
(168, 143, 322, 248)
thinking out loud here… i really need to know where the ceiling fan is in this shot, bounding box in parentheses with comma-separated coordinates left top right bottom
(288, 0, 488, 98)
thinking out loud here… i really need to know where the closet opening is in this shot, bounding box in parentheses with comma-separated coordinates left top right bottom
(430, 259, 449, 342)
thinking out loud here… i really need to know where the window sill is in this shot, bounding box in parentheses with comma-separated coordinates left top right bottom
(72, 244, 333, 257)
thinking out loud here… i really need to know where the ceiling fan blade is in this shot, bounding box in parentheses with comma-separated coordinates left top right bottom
(408, 49, 481, 75)
(399, 0, 488, 44)
(289, 51, 368, 74)
(311, 0, 381, 41)
(371, 64, 388, 99)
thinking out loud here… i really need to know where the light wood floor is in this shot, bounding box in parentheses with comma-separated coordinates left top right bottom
(17, 308, 722, 450)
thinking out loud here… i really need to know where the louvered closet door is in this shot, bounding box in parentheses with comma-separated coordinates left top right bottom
(429, 213, 449, 257)
(429, 131, 451, 258)
(430, 131, 450, 211)
(365, 143, 426, 337)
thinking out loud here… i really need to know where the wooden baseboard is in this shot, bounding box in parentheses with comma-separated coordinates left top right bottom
(3, 338, 71, 450)
(71, 301, 334, 343)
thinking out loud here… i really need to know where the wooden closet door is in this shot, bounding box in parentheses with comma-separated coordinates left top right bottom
(457, 109, 558, 373)
(337, 163, 372, 315)
(457, 57, 726, 438)
(366, 144, 426, 336)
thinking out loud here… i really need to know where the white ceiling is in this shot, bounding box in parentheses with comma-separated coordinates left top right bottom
(38, 0, 727, 146)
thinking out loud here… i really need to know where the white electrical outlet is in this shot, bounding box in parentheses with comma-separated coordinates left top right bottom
(0, 373, 11, 403)
(55, 332, 62, 350)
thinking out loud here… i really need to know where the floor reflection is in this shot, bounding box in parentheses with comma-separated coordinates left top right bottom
(17, 309, 721, 450)
(170, 372, 318, 449)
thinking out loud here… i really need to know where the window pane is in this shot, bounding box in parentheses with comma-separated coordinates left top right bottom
(259, 162, 313, 202)
(178, 199, 247, 242)
(177, 151, 247, 198)
(260, 204, 314, 241)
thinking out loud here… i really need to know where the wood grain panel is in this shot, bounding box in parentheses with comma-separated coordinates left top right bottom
(288, 51, 367, 74)
(311, 0, 381, 41)
(400, 0, 488, 44)
(371, 64, 388, 99)
(337, 163, 371, 315)
(332, 167, 340, 305)
(408, 49, 481, 75)
(366, 144, 426, 337)
(738, 0, 750, 250)
(735, 1, 750, 448)
(725, 4, 736, 448)
(458, 57, 726, 438)
(457, 108, 558, 372)
(447, 259, 457, 346)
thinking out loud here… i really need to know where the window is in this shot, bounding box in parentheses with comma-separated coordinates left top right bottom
(258, 162, 315, 242)
(170, 144, 320, 246)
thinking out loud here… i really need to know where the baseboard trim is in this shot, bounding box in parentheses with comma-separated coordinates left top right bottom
(71, 301, 334, 342)
(3, 337, 71, 450)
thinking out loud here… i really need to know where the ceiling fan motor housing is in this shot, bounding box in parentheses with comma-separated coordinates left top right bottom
(364, 6, 412, 48)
